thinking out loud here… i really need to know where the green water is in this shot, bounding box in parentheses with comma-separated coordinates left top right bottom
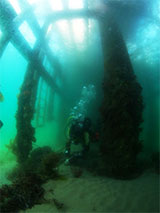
(0, 2, 159, 213)
(0, 0, 159, 186)
(0, 20, 103, 151)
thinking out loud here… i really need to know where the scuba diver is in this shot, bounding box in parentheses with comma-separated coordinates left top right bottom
(64, 84, 96, 165)
(64, 116, 92, 165)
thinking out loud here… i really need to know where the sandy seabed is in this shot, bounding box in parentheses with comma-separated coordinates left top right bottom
(21, 165, 159, 213)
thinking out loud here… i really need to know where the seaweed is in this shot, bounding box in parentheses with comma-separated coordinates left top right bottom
(0, 172, 44, 213)
(13, 64, 39, 163)
(8, 147, 62, 182)
(1, 147, 62, 213)
(99, 13, 144, 179)
(39, 151, 61, 180)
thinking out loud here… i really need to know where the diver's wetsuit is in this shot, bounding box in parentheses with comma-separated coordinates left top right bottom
(65, 117, 91, 158)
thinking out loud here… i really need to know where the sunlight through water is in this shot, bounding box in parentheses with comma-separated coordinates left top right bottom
(19, 21, 36, 48)
(57, 20, 71, 41)
(0, 29, 2, 40)
(50, 0, 63, 11)
(71, 19, 85, 44)
(68, 0, 83, 9)
(8, 0, 21, 14)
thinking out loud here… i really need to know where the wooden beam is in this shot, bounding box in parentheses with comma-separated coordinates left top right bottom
(99, 12, 144, 178)
(0, 0, 100, 93)
(26, 18, 63, 76)
(1, 0, 99, 75)
(0, 0, 62, 77)
(0, 1, 60, 93)
(11, 32, 60, 93)
(16, 0, 62, 75)
(0, 2, 36, 59)
(0, 33, 10, 58)
(13, 6, 36, 27)
(47, 9, 99, 22)
(0, 0, 16, 26)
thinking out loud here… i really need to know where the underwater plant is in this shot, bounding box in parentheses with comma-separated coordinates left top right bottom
(1, 147, 63, 212)
(7, 147, 62, 182)
(13, 64, 39, 163)
(39, 151, 61, 179)
(99, 12, 144, 179)
(0, 172, 44, 213)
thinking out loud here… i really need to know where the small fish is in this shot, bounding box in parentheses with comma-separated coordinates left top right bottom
(0, 92, 4, 102)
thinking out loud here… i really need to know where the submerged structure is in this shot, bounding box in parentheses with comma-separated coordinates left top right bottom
(0, 0, 160, 212)
(0, 0, 144, 173)
(99, 12, 144, 178)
